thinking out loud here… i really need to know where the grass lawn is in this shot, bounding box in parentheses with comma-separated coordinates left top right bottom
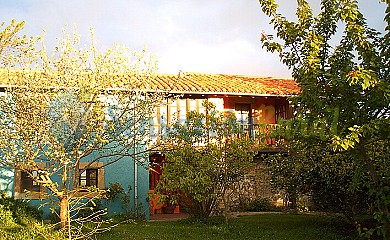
(99, 213, 357, 240)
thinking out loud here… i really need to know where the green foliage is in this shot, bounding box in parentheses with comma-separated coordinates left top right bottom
(107, 182, 146, 221)
(155, 101, 255, 218)
(0, 204, 15, 227)
(0, 222, 64, 240)
(105, 182, 125, 200)
(0, 191, 63, 239)
(120, 185, 133, 215)
(0, 190, 42, 225)
(265, 145, 371, 217)
(240, 198, 285, 212)
(259, 0, 390, 238)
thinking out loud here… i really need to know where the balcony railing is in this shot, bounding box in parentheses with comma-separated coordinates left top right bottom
(151, 123, 283, 150)
(238, 124, 282, 147)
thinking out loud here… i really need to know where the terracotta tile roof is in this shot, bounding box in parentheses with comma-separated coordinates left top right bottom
(0, 70, 299, 96)
(148, 73, 299, 96)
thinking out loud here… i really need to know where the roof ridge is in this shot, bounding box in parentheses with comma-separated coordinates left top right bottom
(156, 72, 293, 80)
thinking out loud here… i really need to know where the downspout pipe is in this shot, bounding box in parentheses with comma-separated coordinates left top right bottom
(134, 154, 138, 210)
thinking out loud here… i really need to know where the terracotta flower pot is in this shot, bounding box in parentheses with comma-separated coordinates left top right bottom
(162, 205, 176, 214)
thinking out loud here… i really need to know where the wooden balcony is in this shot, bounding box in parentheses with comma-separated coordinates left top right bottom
(151, 123, 286, 153)
(238, 124, 285, 152)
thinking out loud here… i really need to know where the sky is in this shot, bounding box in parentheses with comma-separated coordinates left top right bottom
(0, 0, 387, 78)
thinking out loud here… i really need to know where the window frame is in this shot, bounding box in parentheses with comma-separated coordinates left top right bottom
(21, 170, 41, 192)
(78, 162, 105, 190)
(14, 162, 47, 200)
(235, 103, 254, 137)
(79, 168, 98, 188)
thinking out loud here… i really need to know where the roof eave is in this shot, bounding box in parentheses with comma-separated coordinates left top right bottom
(0, 85, 299, 97)
(165, 90, 297, 97)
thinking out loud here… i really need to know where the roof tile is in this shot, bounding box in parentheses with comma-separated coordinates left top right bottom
(0, 70, 299, 96)
(152, 73, 299, 96)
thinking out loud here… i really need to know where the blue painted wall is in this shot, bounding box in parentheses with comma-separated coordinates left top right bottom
(104, 156, 150, 219)
(0, 165, 14, 197)
(0, 156, 150, 220)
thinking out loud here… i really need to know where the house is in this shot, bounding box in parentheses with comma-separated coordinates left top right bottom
(144, 73, 299, 214)
(0, 72, 298, 219)
(146, 73, 298, 144)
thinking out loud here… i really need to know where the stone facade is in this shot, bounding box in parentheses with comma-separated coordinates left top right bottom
(225, 164, 282, 211)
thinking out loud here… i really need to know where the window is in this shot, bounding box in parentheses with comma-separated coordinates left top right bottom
(21, 171, 41, 192)
(78, 162, 105, 190)
(275, 99, 287, 122)
(14, 162, 46, 199)
(235, 103, 252, 124)
(235, 103, 253, 137)
(80, 169, 98, 187)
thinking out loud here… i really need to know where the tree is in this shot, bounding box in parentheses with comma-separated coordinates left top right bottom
(266, 140, 371, 218)
(154, 101, 255, 218)
(0, 20, 31, 65)
(0, 20, 166, 238)
(258, 0, 390, 238)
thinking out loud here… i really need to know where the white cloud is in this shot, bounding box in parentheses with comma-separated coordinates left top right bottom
(157, 38, 289, 77)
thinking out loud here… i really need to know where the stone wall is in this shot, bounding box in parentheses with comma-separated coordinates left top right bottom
(225, 164, 282, 210)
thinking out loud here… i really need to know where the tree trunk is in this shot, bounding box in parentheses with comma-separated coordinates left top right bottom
(60, 196, 69, 229)
(60, 163, 70, 236)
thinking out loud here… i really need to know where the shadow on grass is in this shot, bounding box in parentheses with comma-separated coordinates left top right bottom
(99, 213, 358, 240)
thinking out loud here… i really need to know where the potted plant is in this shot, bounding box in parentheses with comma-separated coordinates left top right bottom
(160, 190, 179, 214)
(153, 180, 180, 214)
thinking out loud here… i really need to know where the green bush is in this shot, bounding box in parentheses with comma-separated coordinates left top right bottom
(0, 204, 15, 227)
(0, 190, 42, 225)
(0, 221, 64, 240)
(0, 192, 64, 239)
